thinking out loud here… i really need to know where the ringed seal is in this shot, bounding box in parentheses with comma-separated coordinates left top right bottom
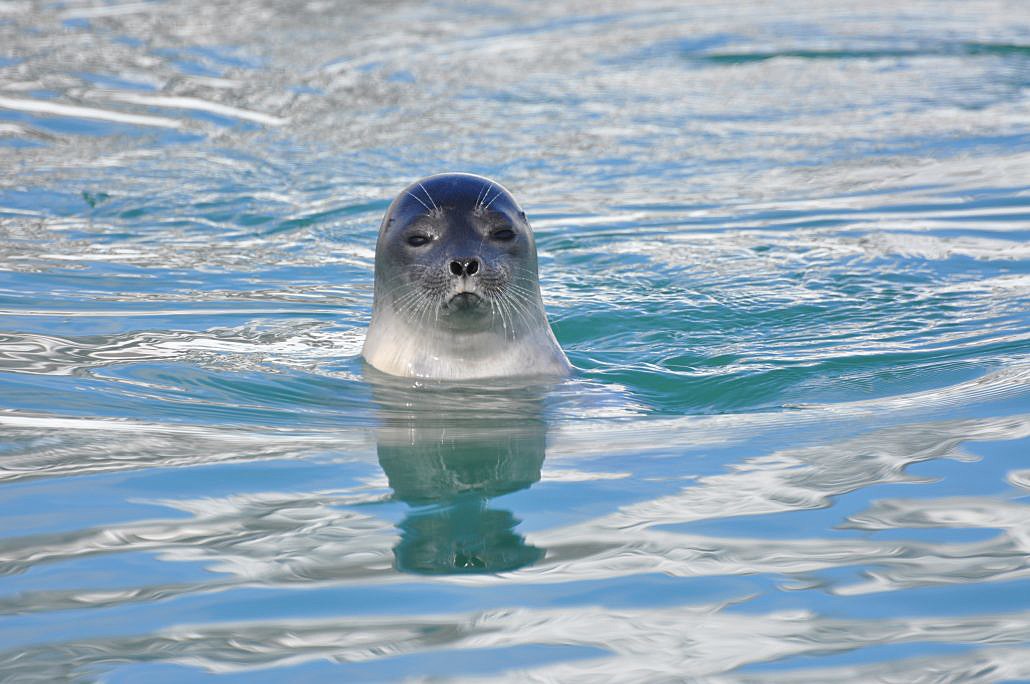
(362, 173, 570, 380)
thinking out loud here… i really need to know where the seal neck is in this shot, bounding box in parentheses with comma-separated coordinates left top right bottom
(362, 307, 570, 380)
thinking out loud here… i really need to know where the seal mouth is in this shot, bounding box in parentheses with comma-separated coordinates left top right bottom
(447, 292, 484, 310)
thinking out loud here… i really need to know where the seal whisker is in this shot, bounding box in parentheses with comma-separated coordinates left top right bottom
(502, 280, 536, 294)
(488, 296, 500, 332)
(497, 295, 514, 338)
(506, 265, 542, 280)
(475, 181, 491, 212)
(483, 187, 504, 210)
(417, 182, 440, 215)
(381, 271, 420, 292)
(499, 288, 531, 337)
(503, 297, 520, 339)
(411, 290, 435, 328)
(394, 277, 439, 318)
(502, 283, 540, 303)
(406, 191, 432, 214)
(502, 282, 543, 325)
(497, 298, 517, 340)
(508, 294, 533, 338)
(500, 289, 536, 334)
(507, 291, 539, 310)
(389, 286, 418, 306)
(393, 291, 429, 319)
(391, 288, 425, 313)
(424, 295, 441, 328)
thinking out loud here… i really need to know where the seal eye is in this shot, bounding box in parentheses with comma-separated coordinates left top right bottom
(492, 228, 516, 241)
(407, 234, 431, 247)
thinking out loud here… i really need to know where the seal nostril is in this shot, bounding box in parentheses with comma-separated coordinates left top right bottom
(449, 260, 464, 276)
(465, 259, 479, 275)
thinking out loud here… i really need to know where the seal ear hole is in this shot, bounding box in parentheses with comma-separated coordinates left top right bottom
(407, 234, 431, 247)
(491, 229, 516, 241)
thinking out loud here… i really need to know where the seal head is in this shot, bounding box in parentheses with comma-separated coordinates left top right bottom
(362, 173, 571, 380)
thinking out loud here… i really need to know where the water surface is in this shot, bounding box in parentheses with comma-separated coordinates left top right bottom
(1, 0, 1029, 681)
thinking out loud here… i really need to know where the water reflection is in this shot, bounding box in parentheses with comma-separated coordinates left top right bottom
(373, 379, 548, 574)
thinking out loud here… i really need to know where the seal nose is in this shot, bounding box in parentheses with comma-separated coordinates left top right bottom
(449, 258, 479, 277)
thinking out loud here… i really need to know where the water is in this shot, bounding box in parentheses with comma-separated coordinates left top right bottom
(1, 0, 1029, 680)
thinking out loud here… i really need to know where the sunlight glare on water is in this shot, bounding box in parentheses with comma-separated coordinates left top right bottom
(0, 0, 1029, 681)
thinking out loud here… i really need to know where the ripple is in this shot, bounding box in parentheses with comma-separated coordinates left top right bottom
(0, 95, 183, 129)
(0, 322, 362, 377)
(97, 92, 288, 127)
(1, 603, 1028, 681)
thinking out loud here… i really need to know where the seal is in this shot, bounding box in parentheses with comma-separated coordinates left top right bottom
(362, 173, 571, 380)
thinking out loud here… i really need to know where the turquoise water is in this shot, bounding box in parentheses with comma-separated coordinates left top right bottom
(1, 0, 1029, 680)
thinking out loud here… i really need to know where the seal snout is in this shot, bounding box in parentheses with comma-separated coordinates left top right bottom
(449, 258, 480, 277)
(445, 258, 487, 314)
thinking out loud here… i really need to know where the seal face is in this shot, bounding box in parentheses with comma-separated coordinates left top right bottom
(362, 173, 571, 380)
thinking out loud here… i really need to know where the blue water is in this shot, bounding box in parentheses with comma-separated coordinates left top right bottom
(1, 1, 1029, 681)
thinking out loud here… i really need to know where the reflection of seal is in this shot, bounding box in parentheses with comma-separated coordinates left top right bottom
(362, 173, 571, 380)
(379, 422, 546, 575)
(374, 383, 549, 575)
